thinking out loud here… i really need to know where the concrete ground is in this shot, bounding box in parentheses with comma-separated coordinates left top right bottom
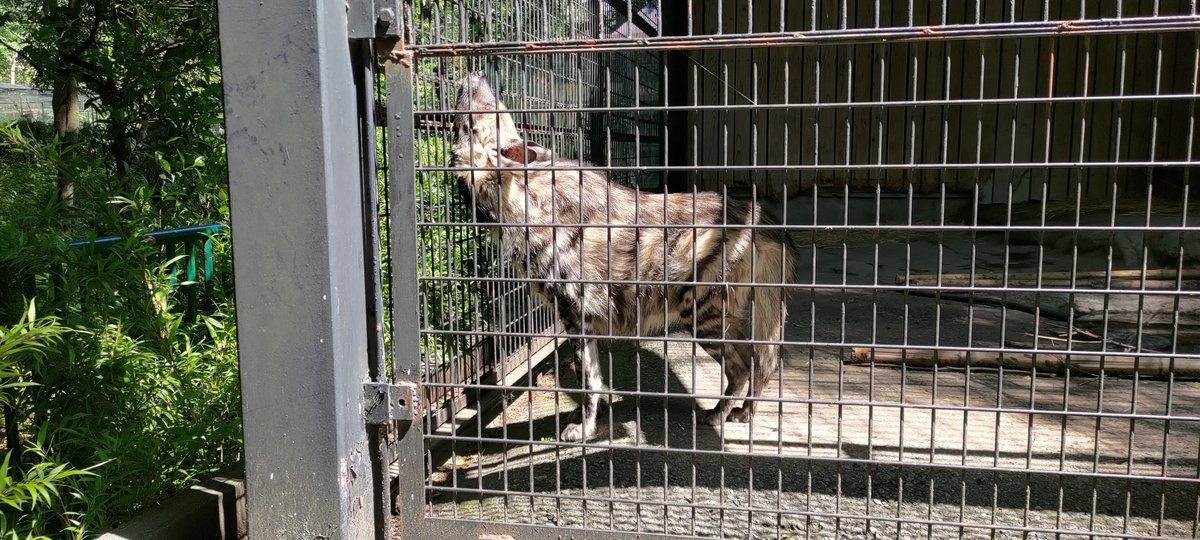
(422, 198, 1200, 539)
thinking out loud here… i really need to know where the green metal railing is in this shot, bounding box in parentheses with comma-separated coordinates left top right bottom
(66, 224, 227, 321)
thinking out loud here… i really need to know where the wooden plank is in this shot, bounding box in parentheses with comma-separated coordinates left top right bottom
(783, 0, 806, 196)
(926, 3, 945, 194)
(984, 0, 1016, 202)
(1085, 10, 1118, 196)
(902, 278, 1200, 291)
(866, 11, 886, 188)
(1031, 35, 1055, 198)
(942, 0, 967, 192)
(714, 0, 737, 191)
(1162, 4, 1197, 179)
(730, 0, 753, 188)
(831, 41, 852, 188)
(917, 1, 945, 194)
(798, 4, 820, 188)
(1076, 8, 1105, 200)
(955, 3, 984, 195)
(814, 0, 839, 190)
(1047, 1, 1082, 200)
(662, 3, 691, 192)
(897, 277, 1200, 290)
(750, 0, 772, 197)
(850, 0, 875, 192)
(1009, 0, 1043, 203)
(428, 324, 566, 465)
(881, 1, 909, 192)
(902, 0, 926, 194)
(763, 0, 789, 198)
(1122, 1, 1157, 176)
(698, 1, 720, 191)
(978, 0, 1006, 197)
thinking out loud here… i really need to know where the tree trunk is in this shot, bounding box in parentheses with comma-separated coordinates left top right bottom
(7, 53, 16, 85)
(52, 74, 80, 206)
(111, 122, 134, 181)
(3, 405, 18, 465)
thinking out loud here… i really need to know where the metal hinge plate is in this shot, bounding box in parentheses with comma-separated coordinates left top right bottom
(363, 381, 420, 425)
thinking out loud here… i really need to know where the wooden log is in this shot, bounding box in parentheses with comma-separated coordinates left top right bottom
(902, 290, 1200, 338)
(849, 347, 1200, 378)
(1070, 294, 1200, 327)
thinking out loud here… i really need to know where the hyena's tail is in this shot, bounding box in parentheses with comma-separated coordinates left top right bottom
(747, 225, 795, 400)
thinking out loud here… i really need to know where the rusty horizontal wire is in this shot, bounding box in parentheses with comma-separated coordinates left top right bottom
(417, 93, 1200, 116)
(409, 16, 1200, 57)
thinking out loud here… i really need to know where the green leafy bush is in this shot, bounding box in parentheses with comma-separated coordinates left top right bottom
(0, 122, 240, 537)
(0, 302, 93, 539)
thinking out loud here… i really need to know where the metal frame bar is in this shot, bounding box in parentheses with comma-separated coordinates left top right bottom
(408, 16, 1200, 56)
(383, 36, 429, 539)
(218, 0, 380, 536)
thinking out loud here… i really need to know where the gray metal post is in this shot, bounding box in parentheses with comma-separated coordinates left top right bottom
(217, 0, 376, 537)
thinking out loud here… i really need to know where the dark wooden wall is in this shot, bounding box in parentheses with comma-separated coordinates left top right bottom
(665, 0, 1197, 201)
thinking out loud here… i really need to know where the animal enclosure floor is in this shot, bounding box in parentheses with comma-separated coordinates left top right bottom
(424, 337, 1200, 539)
(420, 233, 1200, 539)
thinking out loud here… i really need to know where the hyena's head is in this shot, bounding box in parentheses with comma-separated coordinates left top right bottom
(452, 72, 524, 173)
(452, 72, 555, 219)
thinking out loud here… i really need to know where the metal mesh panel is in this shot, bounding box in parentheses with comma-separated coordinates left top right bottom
(409, 1, 593, 433)
(395, 1, 1200, 537)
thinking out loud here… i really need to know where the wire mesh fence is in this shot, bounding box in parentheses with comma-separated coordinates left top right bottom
(391, 0, 1200, 537)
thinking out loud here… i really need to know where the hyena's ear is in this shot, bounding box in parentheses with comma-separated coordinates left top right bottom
(494, 141, 554, 167)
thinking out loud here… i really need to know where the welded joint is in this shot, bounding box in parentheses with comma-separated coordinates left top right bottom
(363, 381, 419, 425)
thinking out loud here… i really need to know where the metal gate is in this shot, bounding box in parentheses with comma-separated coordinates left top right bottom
(220, 0, 1200, 538)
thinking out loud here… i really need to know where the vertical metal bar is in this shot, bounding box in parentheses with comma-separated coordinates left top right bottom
(185, 239, 199, 322)
(384, 31, 426, 539)
(352, 38, 394, 540)
(217, 0, 377, 535)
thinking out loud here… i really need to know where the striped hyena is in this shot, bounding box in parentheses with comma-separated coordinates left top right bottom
(452, 72, 795, 442)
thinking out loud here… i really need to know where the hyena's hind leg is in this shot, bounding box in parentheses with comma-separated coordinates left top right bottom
(561, 337, 602, 442)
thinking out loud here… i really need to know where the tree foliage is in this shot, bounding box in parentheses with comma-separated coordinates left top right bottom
(0, 0, 237, 537)
(1, 0, 223, 181)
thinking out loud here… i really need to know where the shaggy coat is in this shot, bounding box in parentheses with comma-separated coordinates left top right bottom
(452, 72, 795, 441)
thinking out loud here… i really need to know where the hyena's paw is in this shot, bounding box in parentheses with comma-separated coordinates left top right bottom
(565, 400, 609, 424)
(726, 407, 753, 423)
(559, 423, 593, 442)
(696, 407, 726, 426)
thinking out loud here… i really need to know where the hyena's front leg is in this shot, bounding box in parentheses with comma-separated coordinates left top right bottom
(695, 335, 754, 426)
(561, 338, 601, 442)
(695, 354, 748, 425)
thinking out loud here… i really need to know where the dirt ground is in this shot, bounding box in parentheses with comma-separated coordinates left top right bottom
(421, 200, 1200, 539)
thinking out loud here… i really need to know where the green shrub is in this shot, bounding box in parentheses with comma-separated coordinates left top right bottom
(0, 122, 241, 537)
(0, 302, 93, 539)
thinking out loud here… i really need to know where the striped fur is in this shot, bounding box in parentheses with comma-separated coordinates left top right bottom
(452, 73, 795, 441)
